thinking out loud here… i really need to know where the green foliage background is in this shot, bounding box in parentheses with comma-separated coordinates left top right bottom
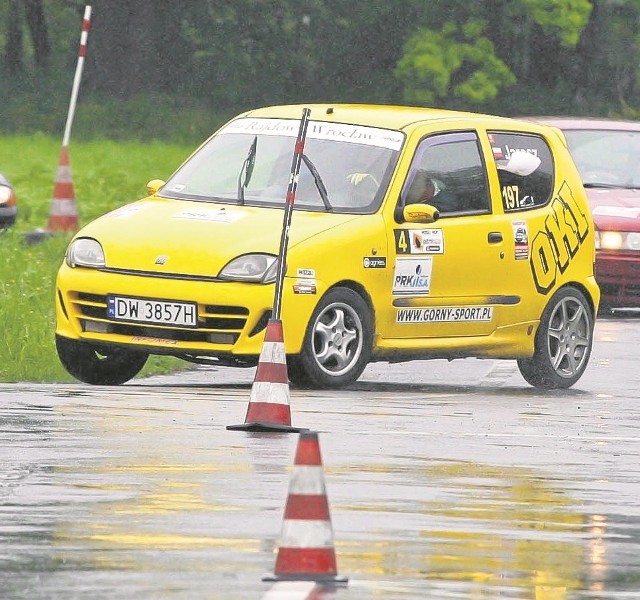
(2, 0, 640, 143)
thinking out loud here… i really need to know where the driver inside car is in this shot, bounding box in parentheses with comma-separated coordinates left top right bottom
(405, 169, 455, 210)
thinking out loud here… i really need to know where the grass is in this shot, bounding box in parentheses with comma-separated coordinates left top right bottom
(0, 134, 197, 382)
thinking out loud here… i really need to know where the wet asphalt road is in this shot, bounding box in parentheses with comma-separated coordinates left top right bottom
(1, 315, 640, 599)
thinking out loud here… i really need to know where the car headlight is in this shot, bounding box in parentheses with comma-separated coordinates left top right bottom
(627, 232, 640, 250)
(0, 184, 15, 206)
(219, 253, 278, 283)
(66, 238, 106, 268)
(595, 230, 640, 251)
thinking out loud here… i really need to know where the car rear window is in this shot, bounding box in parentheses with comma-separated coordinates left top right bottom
(489, 132, 554, 212)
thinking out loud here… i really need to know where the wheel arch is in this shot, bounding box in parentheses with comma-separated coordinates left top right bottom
(325, 278, 376, 323)
(518, 281, 596, 389)
(284, 279, 375, 355)
(548, 281, 597, 323)
(286, 279, 376, 388)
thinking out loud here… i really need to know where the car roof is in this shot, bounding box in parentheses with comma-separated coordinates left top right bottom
(240, 103, 531, 132)
(526, 116, 640, 132)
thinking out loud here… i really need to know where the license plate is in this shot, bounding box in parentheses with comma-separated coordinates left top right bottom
(107, 295, 197, 327)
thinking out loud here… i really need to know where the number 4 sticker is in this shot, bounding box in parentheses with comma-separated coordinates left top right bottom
(394, 229, 410, 254)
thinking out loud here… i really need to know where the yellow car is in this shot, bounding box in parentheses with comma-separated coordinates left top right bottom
(55, 104, 599, 389)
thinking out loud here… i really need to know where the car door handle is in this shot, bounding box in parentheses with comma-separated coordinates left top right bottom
(488, 232, 503, 243)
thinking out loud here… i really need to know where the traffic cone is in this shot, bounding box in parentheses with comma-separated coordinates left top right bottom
(261, 581, 325, 599)
(47, 145, 79, 232)
(227, 319, 307, 432)
(263, 431, 348, 585)
(24, 145, 79, 245)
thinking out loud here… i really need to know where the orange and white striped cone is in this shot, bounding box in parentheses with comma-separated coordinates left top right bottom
(261, 581, 324, 599)
(263, 431, 348, 585)
(227, 319, 307, 432)
(47, 145, 79, 232)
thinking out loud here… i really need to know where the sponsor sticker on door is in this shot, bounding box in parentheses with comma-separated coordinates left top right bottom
(396, 306, 493, 323)
(393, 257, 432, 295)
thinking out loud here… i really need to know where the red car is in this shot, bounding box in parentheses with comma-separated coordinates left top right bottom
(0, 172, 17, 228)
(531, 118, 640, 311)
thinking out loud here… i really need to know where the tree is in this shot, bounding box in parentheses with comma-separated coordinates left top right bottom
(3, 0, 50, 74)
(25, 0, 51, 67)
(395, 19, 516, 106)
(572, 0, 640, 114)
(4, 0, 24, 75)
(393, 0, 592, 109)
(85, 0, 194, 100)
(3, 0, 640, 138)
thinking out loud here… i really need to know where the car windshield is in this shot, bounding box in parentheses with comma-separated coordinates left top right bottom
(160, 117, 403, 213)
(563, 129, 640, 188)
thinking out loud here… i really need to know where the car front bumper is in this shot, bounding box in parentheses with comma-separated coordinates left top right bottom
(55, 264, 316, 359)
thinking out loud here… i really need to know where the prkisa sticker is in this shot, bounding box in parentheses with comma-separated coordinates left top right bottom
(393, 257, 432, 296)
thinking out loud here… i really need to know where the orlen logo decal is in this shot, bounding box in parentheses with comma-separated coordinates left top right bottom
(530, 182, 589, 294)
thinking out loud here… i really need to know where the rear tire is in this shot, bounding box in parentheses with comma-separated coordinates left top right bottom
(287, 287, 372, 389)
(56, 335, 148, 385)
(517, 287, 594, 389)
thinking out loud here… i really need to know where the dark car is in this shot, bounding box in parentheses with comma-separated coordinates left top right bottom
(0, 172, 17, 228)
(530, 118, 640, 310)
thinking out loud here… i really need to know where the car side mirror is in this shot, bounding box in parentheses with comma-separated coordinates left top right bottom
(146, 179, 165, 195)
(402, 203, 440, 224)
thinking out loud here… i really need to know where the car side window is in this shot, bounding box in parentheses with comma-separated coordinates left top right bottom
(488, 131, 554, 212)
(400, 131, 491, 216)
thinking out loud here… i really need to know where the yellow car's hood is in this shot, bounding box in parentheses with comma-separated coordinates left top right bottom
(79, 198, 359, 277)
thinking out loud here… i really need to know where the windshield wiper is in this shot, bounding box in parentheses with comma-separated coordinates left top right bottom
(237, 136, 257, 205)
(301, 153, 332, 211)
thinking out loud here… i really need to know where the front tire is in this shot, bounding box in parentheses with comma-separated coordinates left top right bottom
(517, 287, 594, 389)
(287, 287, 372, 389)
(56, 335, 148, 385)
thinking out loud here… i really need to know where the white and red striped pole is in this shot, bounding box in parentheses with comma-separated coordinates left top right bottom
(27, 6, 92, 241)
(62, 5, 92, 148)
(272, 107, 311, 321)
(227, 108, 311, 433)
(44, 5, 92, 234)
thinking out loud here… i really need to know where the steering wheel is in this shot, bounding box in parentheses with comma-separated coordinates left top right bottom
(347, 172, 380, 187)
(344, 173, 380, 205)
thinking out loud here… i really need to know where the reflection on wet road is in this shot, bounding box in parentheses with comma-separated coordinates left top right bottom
(1, 317, 640, 598)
